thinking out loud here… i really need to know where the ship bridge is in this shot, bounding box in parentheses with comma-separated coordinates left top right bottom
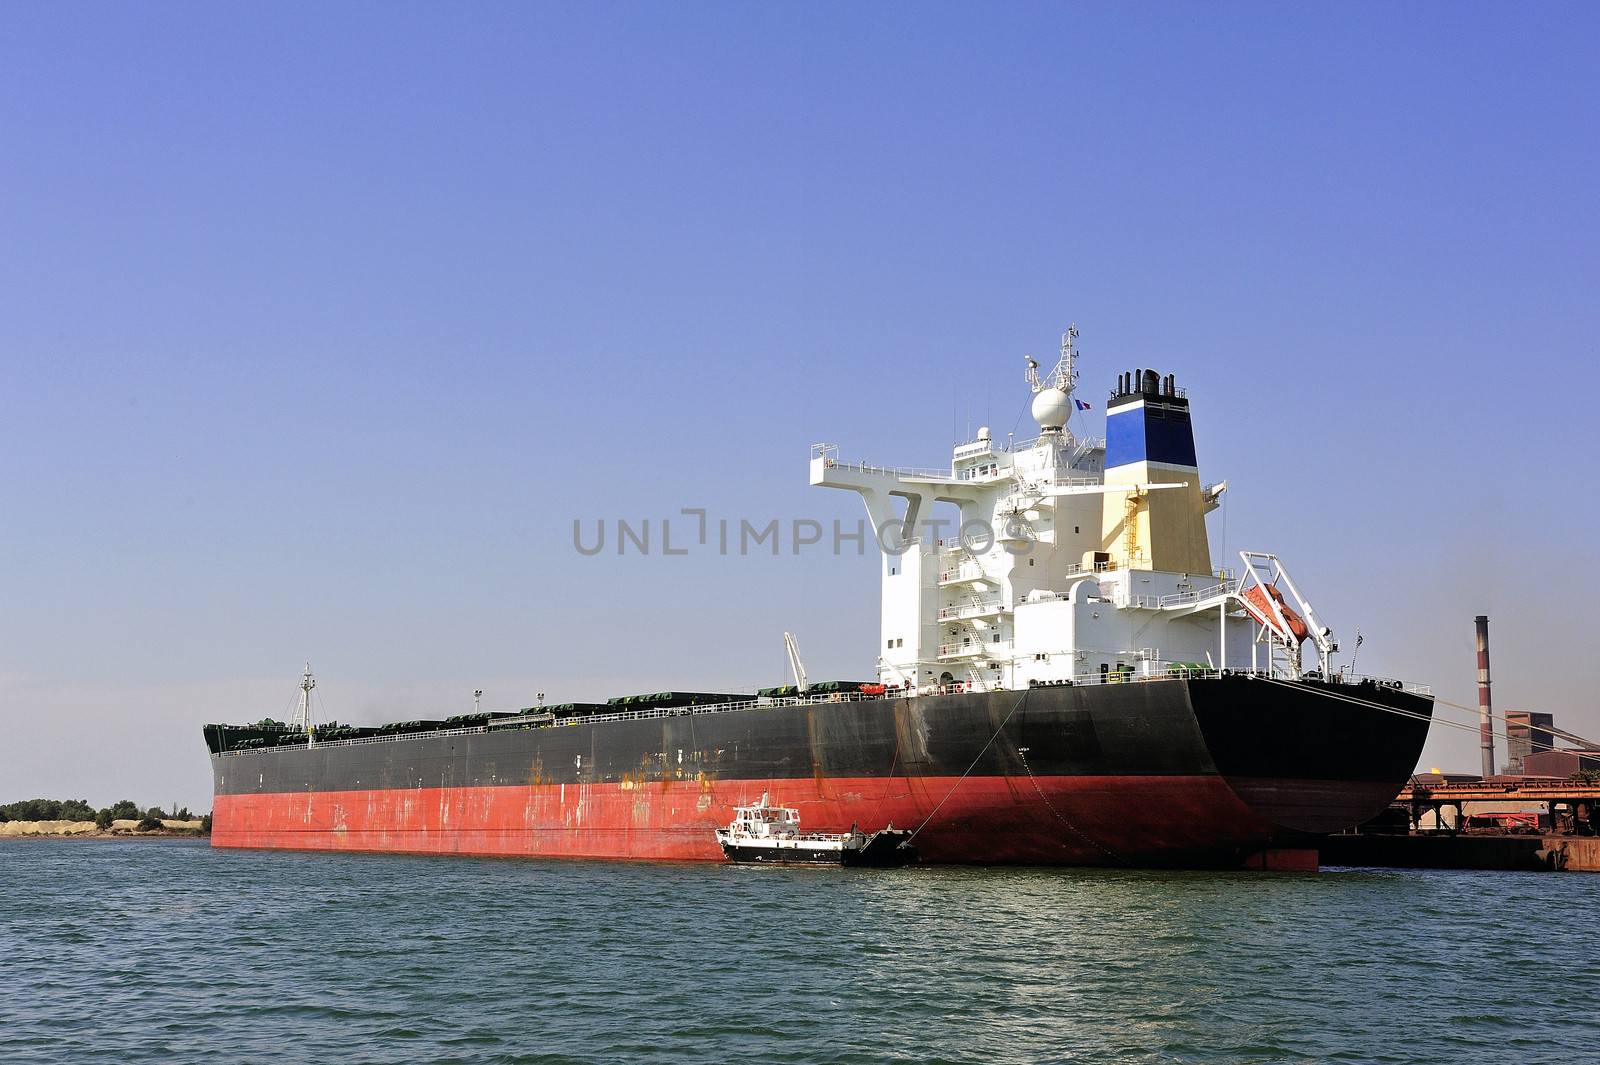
(812, 325, 1333, 695)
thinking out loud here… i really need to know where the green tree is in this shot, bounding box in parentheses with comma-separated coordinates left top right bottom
(2, 799, 60, 820)
(107, 799, 140, 820)
(135, 816, 163, 832)
(145, 806, 166, 821)
(95, 808, 114, 830)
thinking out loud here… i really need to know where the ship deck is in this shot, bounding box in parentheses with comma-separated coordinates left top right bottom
(210, 667, 1432, 758)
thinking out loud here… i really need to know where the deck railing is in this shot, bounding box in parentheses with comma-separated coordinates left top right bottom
(1155, 579, 1242, 608)
(937, 597, 1005, 619)
(216, 668, 1431, 758)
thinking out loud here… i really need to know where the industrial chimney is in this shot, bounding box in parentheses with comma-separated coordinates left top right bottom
(1475, 615, 1495, 778)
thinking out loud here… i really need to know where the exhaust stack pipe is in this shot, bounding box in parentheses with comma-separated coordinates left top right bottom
(1475, 615, 1495, 778)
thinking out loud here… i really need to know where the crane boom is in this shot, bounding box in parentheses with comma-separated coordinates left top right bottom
(783, 632, 808, 693)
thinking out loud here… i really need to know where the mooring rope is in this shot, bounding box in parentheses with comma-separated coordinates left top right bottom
(904, 678, 1509, 851)
(1426, 691, 1598, 748)
(1256, 676, 1478, 735)
(908, 688, 1030, 842)
(1271, 676, 1574, 745)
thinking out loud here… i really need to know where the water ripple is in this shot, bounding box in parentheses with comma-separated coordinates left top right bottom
(1, 840, 1596, 1064)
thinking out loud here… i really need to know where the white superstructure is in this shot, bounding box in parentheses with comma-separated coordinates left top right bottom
(812, 325, 1336, 695)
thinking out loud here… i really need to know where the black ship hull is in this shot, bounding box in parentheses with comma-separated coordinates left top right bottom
(210, 675, 1431, 867)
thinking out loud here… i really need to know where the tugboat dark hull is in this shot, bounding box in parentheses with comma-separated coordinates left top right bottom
(208, 675, 1430, 868)
(719, 843, 846, 866)
(719, 830, 917, 867)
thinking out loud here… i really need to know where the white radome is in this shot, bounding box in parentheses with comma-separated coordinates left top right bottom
(1031, 387, 1071, 430)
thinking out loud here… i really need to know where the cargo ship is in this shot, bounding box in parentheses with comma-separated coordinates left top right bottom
(206, 326, 1433, 867)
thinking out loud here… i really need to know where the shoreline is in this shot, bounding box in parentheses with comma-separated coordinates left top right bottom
(0, 818, 206, 840)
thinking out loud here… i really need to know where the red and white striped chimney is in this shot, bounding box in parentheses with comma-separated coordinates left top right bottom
(1475, 615, 1495, 778)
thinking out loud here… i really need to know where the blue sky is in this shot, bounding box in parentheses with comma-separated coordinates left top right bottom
(3, 4, 1597, 808)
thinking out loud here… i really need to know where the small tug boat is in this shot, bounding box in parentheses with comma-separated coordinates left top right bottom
(716, 794, 916, 867)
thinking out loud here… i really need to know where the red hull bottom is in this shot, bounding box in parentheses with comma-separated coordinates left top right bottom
(212, 774, 1326, 867)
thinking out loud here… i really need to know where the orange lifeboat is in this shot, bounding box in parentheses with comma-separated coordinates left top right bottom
(1241, 584, 1309, 642)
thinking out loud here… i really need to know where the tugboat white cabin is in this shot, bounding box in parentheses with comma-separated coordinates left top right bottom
(716, 794, 914, 867)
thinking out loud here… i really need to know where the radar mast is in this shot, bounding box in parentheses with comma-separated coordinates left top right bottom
(1025, 323, 1080, 397)
(1025, 323, 1082, 437)
(296, 663, 317, 739)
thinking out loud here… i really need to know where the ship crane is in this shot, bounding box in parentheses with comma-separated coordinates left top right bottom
(784, 632, 808, 693)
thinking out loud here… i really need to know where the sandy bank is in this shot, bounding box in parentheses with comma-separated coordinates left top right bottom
(0, 819, 99, 836)
(0, 819, 205, 837)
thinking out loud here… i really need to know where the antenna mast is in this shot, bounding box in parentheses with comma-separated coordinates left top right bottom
(1026, 323, 1080, 396)
(296, 663, 317, 739)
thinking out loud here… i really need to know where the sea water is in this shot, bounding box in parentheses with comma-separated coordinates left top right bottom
(2, 838, 1594, 1064)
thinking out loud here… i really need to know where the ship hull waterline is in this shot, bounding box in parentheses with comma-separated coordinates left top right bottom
(209, 676, 1432, 869)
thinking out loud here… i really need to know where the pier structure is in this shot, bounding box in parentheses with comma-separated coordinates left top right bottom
(1396, 777, 1600, 838)
(1324, 777, 1600, 872)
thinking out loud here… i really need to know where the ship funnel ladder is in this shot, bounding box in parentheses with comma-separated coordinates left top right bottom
(1122, 491, 1144, 569)
(1237, 552, 1335, 678)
